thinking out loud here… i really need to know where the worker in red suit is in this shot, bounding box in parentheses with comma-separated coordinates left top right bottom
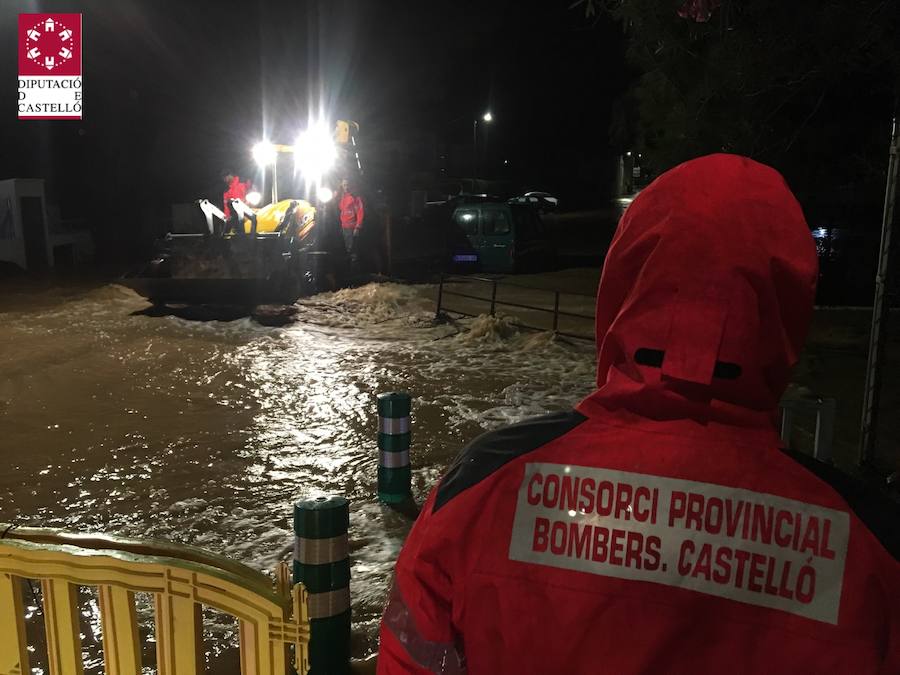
(377, 154, 900, 674)
(339, 178, 365, 255)
(222, 172, 252, 219)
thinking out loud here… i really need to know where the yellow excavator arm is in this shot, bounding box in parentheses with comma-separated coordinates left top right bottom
(241, 199, 316, 238)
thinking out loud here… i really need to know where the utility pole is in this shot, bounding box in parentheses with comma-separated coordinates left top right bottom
(473, 119, 478, 188)
(859, 115, 899, 466)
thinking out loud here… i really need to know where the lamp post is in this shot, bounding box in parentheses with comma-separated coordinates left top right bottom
(271, 157, 278, 203)
(473, 111, 493, 191)
(252, 141, 278, 203)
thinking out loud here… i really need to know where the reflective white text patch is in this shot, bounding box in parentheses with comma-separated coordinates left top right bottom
(508, 463, 849, 624)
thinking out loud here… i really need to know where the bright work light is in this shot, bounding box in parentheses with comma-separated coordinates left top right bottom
(317, 186, 334, 203)
(252, 141, 277, 167)
(294, 122, 337, 183)
(246, 191, 262, 206)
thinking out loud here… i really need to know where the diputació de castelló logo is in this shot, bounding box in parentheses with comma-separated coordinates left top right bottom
(18, 14, 83, 120)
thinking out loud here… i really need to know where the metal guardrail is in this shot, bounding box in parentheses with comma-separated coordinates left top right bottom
(780, 397, 837, 462)
(0, 525, 310, 675)
(437, 276, 838, 464)
(435, 274, 596, 340)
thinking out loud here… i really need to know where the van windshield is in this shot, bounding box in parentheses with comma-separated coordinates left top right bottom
(483, 209, 512, 235)
(454, 208, 479, 234)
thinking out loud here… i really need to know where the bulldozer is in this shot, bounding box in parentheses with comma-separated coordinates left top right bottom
(122, 120, 362, 307)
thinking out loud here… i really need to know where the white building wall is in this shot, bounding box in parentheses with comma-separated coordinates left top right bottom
(0, 180, 26, 269)
(0, 178, 53, 270)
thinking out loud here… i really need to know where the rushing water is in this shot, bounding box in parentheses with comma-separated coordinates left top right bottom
(0, 277, 596, 669)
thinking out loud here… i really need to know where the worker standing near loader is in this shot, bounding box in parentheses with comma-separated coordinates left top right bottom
(222, 172, 252, 219)
(339, 178, 365, 257)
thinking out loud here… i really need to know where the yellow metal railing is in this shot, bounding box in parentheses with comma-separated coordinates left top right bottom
(0, 524, 310, 675)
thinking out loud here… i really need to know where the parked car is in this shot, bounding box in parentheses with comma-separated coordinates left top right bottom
(514, 191, 560, 211)
(447, 200, 556, 273)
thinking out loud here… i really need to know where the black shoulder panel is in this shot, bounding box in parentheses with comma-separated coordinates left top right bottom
(781, 447, 900, 562)
(433, 410, 587, 513)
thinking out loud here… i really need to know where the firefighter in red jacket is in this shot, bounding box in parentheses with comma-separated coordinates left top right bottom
(339, 178, 365, 255)
(377, 154, 900, 674)
(222, 173, 252, 219)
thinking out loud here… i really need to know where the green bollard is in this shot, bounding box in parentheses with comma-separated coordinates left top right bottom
(293, 496, 351, 675)
(377, 392, 412, 504)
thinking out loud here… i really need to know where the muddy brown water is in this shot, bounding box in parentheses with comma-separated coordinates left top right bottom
(0, 276, 597, 671)
(3, 271, 895, 672)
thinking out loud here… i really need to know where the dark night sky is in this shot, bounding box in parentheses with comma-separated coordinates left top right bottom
(0, 0, 625, 224)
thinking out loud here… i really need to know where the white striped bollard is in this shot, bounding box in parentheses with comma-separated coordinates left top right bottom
(377, 392, 412, 504)
(293, 496, 351, 674)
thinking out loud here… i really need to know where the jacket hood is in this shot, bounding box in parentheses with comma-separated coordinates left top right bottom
(583, 154, 818, 428)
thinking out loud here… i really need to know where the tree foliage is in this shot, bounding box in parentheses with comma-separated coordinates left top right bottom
(584, 0, 900, 225)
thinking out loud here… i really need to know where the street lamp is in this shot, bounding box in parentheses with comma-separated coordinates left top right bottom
(474, 111, 493, 189)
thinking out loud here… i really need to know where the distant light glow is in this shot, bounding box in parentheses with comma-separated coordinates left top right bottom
(813, 227, 828, 238)
(317, 186, 334, 203)
(482, 111, 493, 122)
(295, 122, 337, 185)
(625, 151, 632, 157)
(246, 191, 262, 206)
(252, 141, 277, 167)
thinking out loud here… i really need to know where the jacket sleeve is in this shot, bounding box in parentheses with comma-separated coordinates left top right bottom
(355, 197, 365, 229)
(377, 489, 466, 675)
(881, 556, 900, 674)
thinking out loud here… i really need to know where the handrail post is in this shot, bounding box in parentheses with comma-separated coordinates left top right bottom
(553, 291, 560, 332)
(814, 398, 836, 463)
(0, 574, 29, 675)
(490, 279, 498, 315)
(435, 275, 444, 319)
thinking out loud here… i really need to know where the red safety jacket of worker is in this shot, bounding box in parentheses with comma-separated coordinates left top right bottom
(378, 154, 900, 674)
(340, 191, 365, 232)
(223, 176, 250, 218)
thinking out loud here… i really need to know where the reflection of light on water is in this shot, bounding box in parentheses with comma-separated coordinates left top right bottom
(243, 329, 371, 436)
(614, 191, 640, 207)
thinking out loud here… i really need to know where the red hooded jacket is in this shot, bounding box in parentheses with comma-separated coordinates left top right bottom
(378, 154, 900, 674)
(223, 176, 251, 218)
(340, 191, 365, 231)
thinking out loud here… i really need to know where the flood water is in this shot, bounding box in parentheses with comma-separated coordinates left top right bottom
(0, 276, 597, 669)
